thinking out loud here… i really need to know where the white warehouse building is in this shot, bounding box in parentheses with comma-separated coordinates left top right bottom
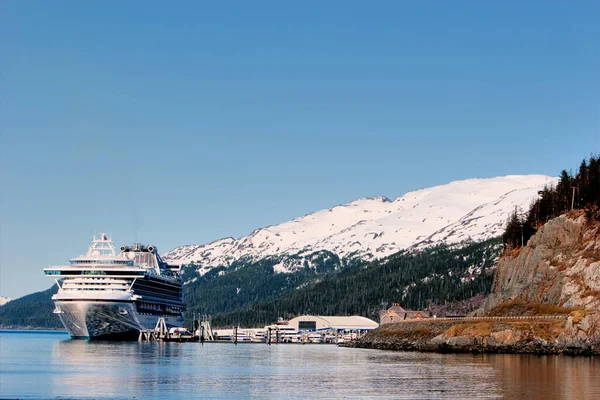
(287, 315, 379, 332)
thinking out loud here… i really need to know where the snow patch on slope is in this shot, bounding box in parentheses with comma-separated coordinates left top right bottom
(163, 175, 556, 273)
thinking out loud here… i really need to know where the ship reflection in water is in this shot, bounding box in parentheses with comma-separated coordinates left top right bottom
(1, 331, 597, 399)
(43, 337, 597, 399)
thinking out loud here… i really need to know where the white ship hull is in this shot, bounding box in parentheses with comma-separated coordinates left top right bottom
(54, 300, 184, 340)
(45, 235, 186, 340)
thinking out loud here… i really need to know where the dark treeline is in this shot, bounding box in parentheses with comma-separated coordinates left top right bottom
(0, 285, 61, 328)
(504, 154, 600, 249)
(182, 251, 345, 327)
(209, 239, 501, 328)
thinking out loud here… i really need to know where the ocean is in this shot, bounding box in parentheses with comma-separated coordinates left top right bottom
(0, 330, 598, 399)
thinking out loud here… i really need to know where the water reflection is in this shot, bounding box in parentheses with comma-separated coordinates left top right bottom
(484, 354, 599, 400)
(1, 331, 598, 399)
(51, 339, 189, 398)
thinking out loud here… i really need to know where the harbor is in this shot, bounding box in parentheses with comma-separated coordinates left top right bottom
(40, 234, 379, 345)
(138, 315, 376, 344)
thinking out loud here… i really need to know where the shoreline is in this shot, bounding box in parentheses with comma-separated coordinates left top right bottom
(342, 316, 600, 356)
(0, 326, 66, 332)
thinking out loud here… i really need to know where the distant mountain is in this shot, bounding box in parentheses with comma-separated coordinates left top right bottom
(0, 286, 61, 329)
(0, 296, 11, 306)
(164, 175, 556, 276)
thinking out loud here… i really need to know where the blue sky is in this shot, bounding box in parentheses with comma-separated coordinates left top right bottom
(1, 1, 598, 299)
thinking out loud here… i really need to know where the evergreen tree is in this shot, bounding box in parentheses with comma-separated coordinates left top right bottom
(503, 208, 523, 249)
(577, 159, 588, 208)
(507, 153, 600, 250)
(588, 155, 600, 207)
(556, 169, 573, 212)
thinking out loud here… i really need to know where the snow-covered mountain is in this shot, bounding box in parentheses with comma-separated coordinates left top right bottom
(163, 175, 556, 274)
(0, 296, 11, 306)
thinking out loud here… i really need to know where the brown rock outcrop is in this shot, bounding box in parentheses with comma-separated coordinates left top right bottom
(349, 314, 599, 354)
(351, 213, 600, 355)
(482, 213, 600, 313)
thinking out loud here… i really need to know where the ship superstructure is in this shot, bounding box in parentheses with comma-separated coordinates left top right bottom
(44, 233, 185, 340)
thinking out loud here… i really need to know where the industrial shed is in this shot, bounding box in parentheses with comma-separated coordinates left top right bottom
(287, 315, 379, 332)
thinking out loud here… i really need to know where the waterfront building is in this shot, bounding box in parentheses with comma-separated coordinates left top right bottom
(379, 302, 428, 325)
(287, 315, 379, 333)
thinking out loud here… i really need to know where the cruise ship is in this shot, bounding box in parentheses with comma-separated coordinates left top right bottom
(44, 233, 185, 340)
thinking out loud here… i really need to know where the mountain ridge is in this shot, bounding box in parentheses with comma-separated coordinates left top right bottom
(164, 175, 557, 274)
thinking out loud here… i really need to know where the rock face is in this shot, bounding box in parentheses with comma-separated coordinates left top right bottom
(559, 312, 600, 349)
(482, 213, 600, 312)
(351, 212, 600, 355)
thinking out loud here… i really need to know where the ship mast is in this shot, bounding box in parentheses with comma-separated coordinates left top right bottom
(86, 233, 116, 257)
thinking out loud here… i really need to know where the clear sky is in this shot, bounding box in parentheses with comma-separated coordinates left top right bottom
(1, 1, 598, 299)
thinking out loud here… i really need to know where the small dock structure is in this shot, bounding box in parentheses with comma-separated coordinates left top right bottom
(139, 317, 211, 342)
(138, 314, 377, 344)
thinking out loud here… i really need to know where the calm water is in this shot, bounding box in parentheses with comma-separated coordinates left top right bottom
(0, 330, 598, 399)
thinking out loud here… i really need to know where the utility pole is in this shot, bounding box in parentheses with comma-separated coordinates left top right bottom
(571, 186, 578, 210)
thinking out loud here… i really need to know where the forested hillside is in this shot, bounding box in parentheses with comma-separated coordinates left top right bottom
(182, 250, 345, 323)
(205, 238, 501, 327)
(0, 285, 61, 329)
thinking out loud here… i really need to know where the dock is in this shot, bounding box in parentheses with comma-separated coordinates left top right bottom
(138, 318, 214, 342)
(138, 318, 366, 344)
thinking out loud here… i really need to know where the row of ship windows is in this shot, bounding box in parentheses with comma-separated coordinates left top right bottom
(69, 278, 129, 282)
(66, 283, 128, 286)
(137, 303, 184, 314)
(46, 271, 144, 276)
(66, 285, 127, 288)
(137, 282, 181, 292)
(134, 281, 182, 292)
(133, 286, 182, 297)
(65, 288, 126, 292)
(71, 260, 134, 265)
(137, 311, 183, 316)
(134, 290, 182, 299)
(138, 304, 183, 311)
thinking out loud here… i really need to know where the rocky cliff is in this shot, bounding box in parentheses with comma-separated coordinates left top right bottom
(350, 212, 600, 355)
(482, 212, 600, 312)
